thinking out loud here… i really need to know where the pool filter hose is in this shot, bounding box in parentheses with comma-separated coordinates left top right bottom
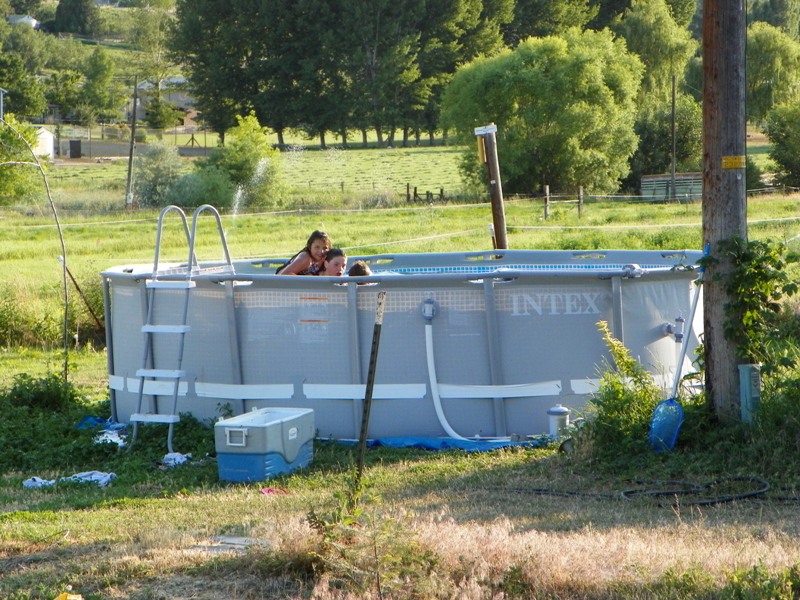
(423, 299, 468, 440)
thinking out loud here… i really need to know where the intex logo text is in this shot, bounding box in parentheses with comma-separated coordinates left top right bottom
(510, 292, 607, 316)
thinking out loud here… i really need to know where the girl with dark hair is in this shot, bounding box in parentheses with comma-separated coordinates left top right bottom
(276, 230, 332, 275)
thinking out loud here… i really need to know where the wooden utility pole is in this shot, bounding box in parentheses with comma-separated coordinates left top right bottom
(702, 0, 747, 421)
(474, 124, 508, 249)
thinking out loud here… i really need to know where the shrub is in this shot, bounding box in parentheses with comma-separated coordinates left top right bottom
(165, 165, 236, 210)
(133, 142, 184, 207)
(572, 321, 665, 463)
(198, 113, 282, 211)
(7, 372, 83, 412)
(766, 101, 800, 187)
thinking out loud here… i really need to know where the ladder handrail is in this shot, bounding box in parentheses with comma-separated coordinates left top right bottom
(152, 205, 195, 277)
(188, 204, 235, 276)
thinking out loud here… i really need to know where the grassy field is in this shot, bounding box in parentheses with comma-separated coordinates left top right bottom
(3, 146, 800, 599)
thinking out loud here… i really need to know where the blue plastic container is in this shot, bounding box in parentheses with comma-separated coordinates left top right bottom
(648, 398, 684, 453)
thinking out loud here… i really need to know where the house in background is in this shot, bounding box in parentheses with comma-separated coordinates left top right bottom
(7, 15, 40, 28)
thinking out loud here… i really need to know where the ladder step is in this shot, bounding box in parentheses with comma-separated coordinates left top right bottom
(136, 368, 186, 379)
(142, 324, 191, 334)
(147, 280, 196, 289)
(130, 413, 180, 424)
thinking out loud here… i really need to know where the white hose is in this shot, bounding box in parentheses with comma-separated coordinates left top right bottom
(670, 277, 703, 398)
(425, 322, 469, 440)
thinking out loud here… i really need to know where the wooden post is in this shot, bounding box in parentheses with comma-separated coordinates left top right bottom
(578, 186, 584, 218)
(703, 0, 747, 421)
(474, 124, 508, 249)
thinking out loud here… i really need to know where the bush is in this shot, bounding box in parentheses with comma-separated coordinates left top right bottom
(766, 101, 800, 187)
(198, 113, 283, 210)
(7, 372, 83, 412)
(165, 165, 236, 210)
(133, 142, 184, 207)
(572, 321, 666, 464)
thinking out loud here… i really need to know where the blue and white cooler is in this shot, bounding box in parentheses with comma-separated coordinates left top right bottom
(215, 407, 315, 482)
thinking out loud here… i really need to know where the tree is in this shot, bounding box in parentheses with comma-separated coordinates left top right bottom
(0, 114, 39, 205)
(80, 46, 123, 122)
(169, 0, 255, 140)
(749, 0, 800, 38)
(441, 28, 643, 194)
(10, 0, 42, 13)
(503, 0, 597, 44)
(3, 21, 48, 72)
(144, 96, 181, 129)
(765, 100, 800, 186)
(614, 0, 697, 102)
(623, 93, 702, 191)
(44, 69, 83, 121)
(746, 22, 800, 123)
(53, 0, 100, 35)
(130, 6, 181, 102)
(0, 51, 46, 118)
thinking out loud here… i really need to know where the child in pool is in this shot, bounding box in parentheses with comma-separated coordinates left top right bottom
(347, 260, 372, 277)
(317, 248, 348, 276)
(276, 230, 331, 275)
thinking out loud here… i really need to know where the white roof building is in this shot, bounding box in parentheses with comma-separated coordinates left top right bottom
(7, 15, 40, 28)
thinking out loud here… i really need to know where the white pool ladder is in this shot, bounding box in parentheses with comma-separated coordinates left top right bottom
(129, 204, 234, 453)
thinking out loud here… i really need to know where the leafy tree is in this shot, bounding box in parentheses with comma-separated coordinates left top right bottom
(0, 51, 46, 118)
(198, 113, 282, 209)
(144, 96, 181, 129)
(130, 6, 181, 94)
(746, 22, 800, 123)
(79, 46, 123, 122)
(170, 0, 254, 141)
(53, 0, 100, 35)
(749, 0, 800, 38)
(623, 93, 702, 192)
(0, 114, 39, 205)
(44, 69, 83, 120)
(765, 100, 800, 186)
(665, 0, 697, 27)
(587, 0, 630, 29)
(503, 0, 597, 44)
(171, 0, 511, 145)
(10, 0, 42, 13)
(414, 0, 513, 144)
(441, 28, 643, 194)
(614, 0, 697, 102)
(3, 20, 48, 71)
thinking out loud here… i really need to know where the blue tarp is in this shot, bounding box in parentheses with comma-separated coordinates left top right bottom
(337, 436, 554, 452)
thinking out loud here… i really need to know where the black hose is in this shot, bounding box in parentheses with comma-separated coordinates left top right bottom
(494, 476, 773, 507)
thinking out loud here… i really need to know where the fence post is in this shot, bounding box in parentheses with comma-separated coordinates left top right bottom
(407, 183, 411, 202)
(578, 186, 584, 218)
(544, 185, 550, 220)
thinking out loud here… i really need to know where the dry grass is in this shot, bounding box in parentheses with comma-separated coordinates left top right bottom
(3, 447, 800, 598)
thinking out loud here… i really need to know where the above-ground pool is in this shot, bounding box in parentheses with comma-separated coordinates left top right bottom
(102, 207, 704, 442)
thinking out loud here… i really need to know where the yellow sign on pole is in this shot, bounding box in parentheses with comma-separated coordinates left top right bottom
(721, 155, 746, 169)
